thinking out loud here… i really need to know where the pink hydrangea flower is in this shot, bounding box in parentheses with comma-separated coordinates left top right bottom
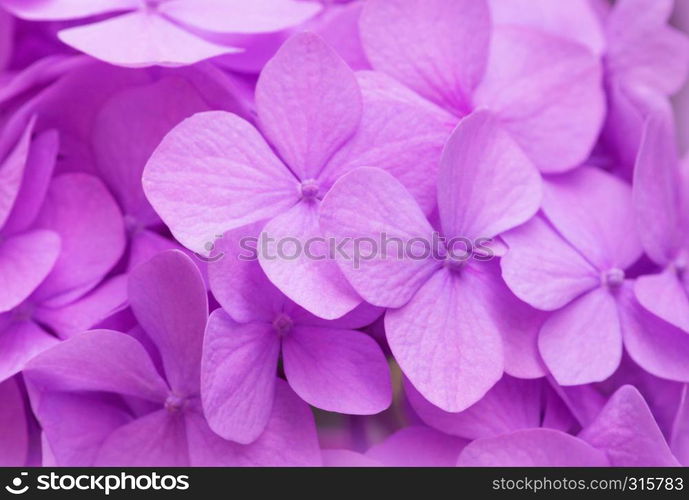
(0, 0, 322, 67)
(202, 223, 390, 443)
(24, 250, 321, 466)
(143, 32, 447, 319)
(320, 112, 542, 411)
(359, 0, 606, 172)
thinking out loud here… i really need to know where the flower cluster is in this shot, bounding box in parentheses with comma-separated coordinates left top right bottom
(1, 0, 689, 467)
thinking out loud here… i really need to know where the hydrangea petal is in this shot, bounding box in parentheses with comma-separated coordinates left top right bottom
(28, 392, 132, 467)
(282, 326, 391, 414)
(438, 111, 541, 241)
(208, 224, 287, 324)
(386, 268, 503, 412)
(475, 26, 604, 172)
(95, 410, 188, 467)
(501, 216, 599, 310)
(33, 174, 125, 302)
(539, 287, 622, 385)
(319, 167, 439, 308)
(0, 378, 28, 466)
(406, 376, 542, 440)
(492, 281, 548, 379)
(256, 32, 362, 181)
(58, 11, 241, 67)
(0, 0, 137, 20)
(188, 381, 321, 466)
(24, 330, 169, 403)
(633, 115, 684, 266)
(92, 77, 210, 221)
(0, 230, 60, 313)
(671, 387, 689, 465)
(580, 386, 680, 466)
(0, 116, 36, 227)
(619, 283, 689, 382)
(287, 301, 383, 331)
(606, 0, 689, 94)
(489, 0, 605, 54)
(366, 427, 467, 467)
(259, 202, 362, 320)
(458, 429, 609, 467)
(542, 167, 642, 271)
(128, 251, 207, 396)
(201, 309, 279, 445)
(34, 275, 127, 339)
(161, 0, 321, 34)
(2, 130, 58, 236)
(0, 319, 59, 383)
(322, 449, 380, 467)
(634, 269, 689, 333)
(0, 9, 12, 72)
(320, 72, 449, 214)
(360, 0, 490, 115)
(143, 111, 298, 254)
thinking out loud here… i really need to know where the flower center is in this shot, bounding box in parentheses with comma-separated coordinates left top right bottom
(12, 302, 34, 322)
(141, 0, 168, 11)
(272, 313, 294, 336)
(443, 254, 468, 272)
(601, 268, 625, 288)
(299, 179, 320, 201)
(164, 394, 186, 413)
(123, 214, 141, 235)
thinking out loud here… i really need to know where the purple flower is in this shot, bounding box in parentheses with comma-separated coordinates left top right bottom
(458, 386, 678, 466)
(360, 0, 605, 172)
(600, 0, 689, 173)
(0, 8, 12, 71)
(202, 223, 390, 443)
(1, 0, 689, 468)
(24, 250, 321, 466)
(320, 111, 541, 411)
(0, 117, 126, 382)
(143, 32, 446, 319)
(406, 375, 547, 440)
(0, 0, 322, 67)
(365, 426, 468, 467)
(489, 0, 605, 54)
(0, 377, 29, 466)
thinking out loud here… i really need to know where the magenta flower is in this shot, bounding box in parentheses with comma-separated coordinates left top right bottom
(673, 390, 689, 465)
(0, 0, 322, 67)
(0, 117, 125, 382)
(143, 32, 447, 319)
(0, 8, 11, 71)
(323, 426, 469, 467)
(360, 0, 605, 172)
(633, 117, 689, 331)
(203, 223, 390, 443)
(25, 250, 320, 466)
(364, 427, 468, 467)
(2, 0, 689, 468)
(458, 386, 678, 466)
(406, 375, 546, 441)
(601, 0, 689, 172)
(0, 377, 29, 466)
(502, 167, 645, 384)
(320, 111, 541, 411)
(489, 0, 605, 54)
